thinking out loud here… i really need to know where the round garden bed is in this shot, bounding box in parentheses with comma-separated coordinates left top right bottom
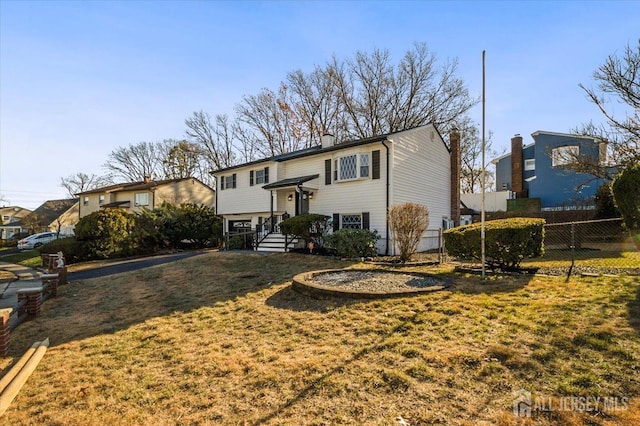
(292, 268, 452, 299)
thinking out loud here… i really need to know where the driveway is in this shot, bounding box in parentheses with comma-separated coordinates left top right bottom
(67, 250, 210, 281)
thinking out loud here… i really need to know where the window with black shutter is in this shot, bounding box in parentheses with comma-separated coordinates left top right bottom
(333, 213, 339, 232)
(362, 212, 370, 230)
(250, 170, 254, 186)
(325, 159, 331, 185)
(372, 150, 380, 180)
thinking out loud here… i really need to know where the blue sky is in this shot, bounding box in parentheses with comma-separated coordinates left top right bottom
(1, 0, 638, 210)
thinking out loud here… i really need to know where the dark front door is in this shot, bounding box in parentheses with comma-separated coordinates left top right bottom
(295, 191, 309, 215)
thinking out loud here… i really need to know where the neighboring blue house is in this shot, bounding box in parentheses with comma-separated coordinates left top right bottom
(492, 131, 609, 209)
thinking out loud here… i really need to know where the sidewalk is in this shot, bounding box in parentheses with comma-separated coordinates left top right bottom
(0, 261, 42, 310)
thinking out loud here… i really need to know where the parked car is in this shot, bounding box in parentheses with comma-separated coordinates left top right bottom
(17, 232, 61, 250)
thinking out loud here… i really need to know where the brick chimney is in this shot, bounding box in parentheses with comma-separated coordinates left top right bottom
(450, 127, 461, 227)
(511, 134, 524, 196)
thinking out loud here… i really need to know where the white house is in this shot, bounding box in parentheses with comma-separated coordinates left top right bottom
(212, 124, 461, 254)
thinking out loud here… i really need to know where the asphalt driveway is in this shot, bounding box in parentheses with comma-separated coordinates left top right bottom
(67, 250, 210, 281)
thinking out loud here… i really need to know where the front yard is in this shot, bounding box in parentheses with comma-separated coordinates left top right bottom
(1, 251, 639, 425)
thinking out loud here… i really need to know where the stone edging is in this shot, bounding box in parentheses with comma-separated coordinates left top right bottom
(292, 268, 452, 299)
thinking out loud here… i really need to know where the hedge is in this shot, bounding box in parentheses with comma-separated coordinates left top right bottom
(443, 217, 545, 271)
(279, 214, 330, 246)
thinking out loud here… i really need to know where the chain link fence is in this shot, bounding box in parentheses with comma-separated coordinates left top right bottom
(542, 218, 639, 276)
(432, 218, 638, 276)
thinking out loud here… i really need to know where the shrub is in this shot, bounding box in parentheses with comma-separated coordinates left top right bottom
(443, 217, 545, 271)
(611, 164, 640, 238)
(594, 182, 620, 219)
(279, 214, 330, 247)
(325, 228, 379, 258)
(39, 237, 87, 264)
(136, 203, 223, 250)
(75, 209, 137, 259)
(388, 203, 429, 262)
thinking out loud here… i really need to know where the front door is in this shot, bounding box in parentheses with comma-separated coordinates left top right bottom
(295, 191, 309, 216)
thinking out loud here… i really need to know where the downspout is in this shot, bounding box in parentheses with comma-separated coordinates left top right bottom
(382, 139, 390, 255)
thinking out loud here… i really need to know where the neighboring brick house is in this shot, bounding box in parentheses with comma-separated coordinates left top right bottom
(213, 124, 461, 254)
(492, 131, 610, 210)
(77, 177, 215, 218)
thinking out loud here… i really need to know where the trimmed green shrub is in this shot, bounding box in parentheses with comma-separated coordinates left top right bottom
(611, 164, 640, 234)
(75, 209, 137, 259)
(279, 214, 330, 246)
(39, 237, 87, 264)
(443, 217, 545, 271)
(325, 228, 380, 258)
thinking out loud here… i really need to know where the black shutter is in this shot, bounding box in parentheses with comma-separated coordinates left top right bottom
(264, 167, 269, 183)
(232, 173, 237, 188)
(362, 212, 370, 230)
(333, 213, 340, 232)
(220, 176, 225, 190)
(372, 150, 380, 180)
(325, 159, 331, 185)
(250, 170, 254, 186)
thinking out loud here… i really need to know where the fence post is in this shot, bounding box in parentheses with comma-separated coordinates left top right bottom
(567, 221, 576, 280)
(439, 228, 444, 264)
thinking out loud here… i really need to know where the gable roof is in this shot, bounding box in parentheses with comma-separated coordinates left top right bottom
(212, 123, 444, 174)
(25, 198, 79, 225)
(76, 177, 212, 195)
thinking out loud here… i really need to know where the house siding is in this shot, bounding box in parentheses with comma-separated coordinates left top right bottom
(216, 162, 277, 215)
(78, 178, 215, 218)
(494, 132, 607, 209)
(391, 125, 450, 251)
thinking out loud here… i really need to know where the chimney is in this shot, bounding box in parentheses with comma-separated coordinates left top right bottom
(321, 133, 335, 149)
(511, 134, 524, 196)
(143, 175, 151, 184)
(450, 127, 461, 227)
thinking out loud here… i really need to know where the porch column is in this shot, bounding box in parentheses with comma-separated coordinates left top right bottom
(270, 190, 274, 232)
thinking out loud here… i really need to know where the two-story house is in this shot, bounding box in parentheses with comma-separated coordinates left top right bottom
(213, 124, 461, 255)
(0, 206, 32, 240)
(493, 131, 609, 209)
(77, 177, 215, 218)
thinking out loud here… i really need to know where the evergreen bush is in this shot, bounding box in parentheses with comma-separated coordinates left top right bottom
(325, 228, 379, 258)
(443, 217, 545, 271)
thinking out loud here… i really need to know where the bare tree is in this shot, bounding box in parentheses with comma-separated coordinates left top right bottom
(332, 43, 477, 139)
(191, 43, 476, 170)
(159, 140, 203, 179)
(574, 40, 640, 175)
(457, 118, 497, 193)
(185, 111, 237, 170)
(104, 141, 162, 182)
(235, 83, 310, 157)
(287, 65, 345, 144)
(60, 172, 114, 197)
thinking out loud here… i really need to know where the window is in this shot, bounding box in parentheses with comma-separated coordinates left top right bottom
(335, 153, 370, 181)
(99, 194, 105, 205)
(83, 196, 89, 206)
(2, 215, 9, 222)
(341, 214, 362, 229)
(220, 174, 237, 190)
(524, 159, 535, 171)
(250, 167, 269, 186)
(135, 193, 149, 206)
(360, 154, 369, 177)
(551, 145, 579, 167)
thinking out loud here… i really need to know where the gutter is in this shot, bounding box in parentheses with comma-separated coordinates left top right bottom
(382, 139, 390, 255)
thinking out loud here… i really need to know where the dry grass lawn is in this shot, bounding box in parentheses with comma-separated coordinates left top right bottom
(1, 251, 639, 425)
